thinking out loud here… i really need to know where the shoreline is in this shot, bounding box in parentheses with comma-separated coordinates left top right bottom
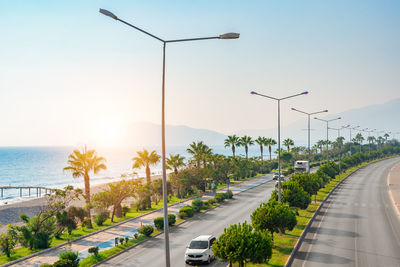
(0, 174, 162, 231)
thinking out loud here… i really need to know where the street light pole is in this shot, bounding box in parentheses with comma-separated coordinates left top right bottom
(99, 9, 239, 267)
(291, 108, 328, 174)
(250, 90, 308, 202)
(314, 117, 341, 165)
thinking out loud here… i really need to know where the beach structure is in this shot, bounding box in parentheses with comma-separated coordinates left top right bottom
(0, 186, 54, 199)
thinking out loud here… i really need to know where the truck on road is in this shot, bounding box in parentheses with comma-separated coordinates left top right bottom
(294, 160, 309, 173)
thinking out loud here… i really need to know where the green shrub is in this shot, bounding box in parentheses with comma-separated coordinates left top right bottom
(226, 190, 233, 199)
(179, 206, 194, 217)
(119, 237, 125, 245)
(215, 193, 227, 203)
(82, 218, 91, 229)
(122, 205, 130, 217)
(88, 246, 99, 257)
(39, 264, 53, 267)
(53, 259, 74, 267)
(205, 198, 216, 206)
(178, 211, 188, 219)
(58, 250, 79, 267)
(191, 199, 204, 212)
(94, 212, 109, 226)
(133, 233, 139, 239)
(125, 236, 129, 244)
(154, 217, 164, 230)
(138, 225, 154, 237)
(168, 214, 176, 226)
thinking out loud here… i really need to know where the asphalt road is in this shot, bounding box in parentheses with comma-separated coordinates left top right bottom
(291, 157, 400, 267)
(98, 177, 276, 267)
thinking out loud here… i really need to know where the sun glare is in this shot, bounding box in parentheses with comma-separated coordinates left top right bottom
(93, 117, 124, 147)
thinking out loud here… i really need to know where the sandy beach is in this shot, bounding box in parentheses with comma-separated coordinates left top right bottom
(0, 174, 162, 232)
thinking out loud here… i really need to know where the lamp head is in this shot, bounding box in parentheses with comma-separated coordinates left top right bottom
(99, 8, 118, 20)
(323, 109, 328, 112)
(291, 108, 296, 110)
(219, 32, 240, 39)
(250, 91, 257, 95)
(302, 91, 309, 95)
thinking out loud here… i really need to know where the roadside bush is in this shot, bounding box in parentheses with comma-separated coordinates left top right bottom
(205, 198, 216, 206)
(179, 206, 194, 217)
(226, 190, 233, 199)
(94, 212, 109, 226)
(168, 214, 176, 226)
(67, 206, 87, 224)
(39, 264, 52, 267)
(133, 233, 139, 239)
(215, 193, 228, 203)
(88, 246, 99, 257)
(82, 218, 92, 230)
(119, 237, 125, 245)
(125, 236, 129, 244)
(178, 211, 188, 219)
(138, 225, 154, 237)
(57, 250, 79, 267)
(191, 199, 204, 212)
(154, 217, 164, 230)
(53, 259, 74, 267)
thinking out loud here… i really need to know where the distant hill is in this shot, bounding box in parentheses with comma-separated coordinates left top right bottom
(237, 98, 400, 146)
(126, 98, 400, 147)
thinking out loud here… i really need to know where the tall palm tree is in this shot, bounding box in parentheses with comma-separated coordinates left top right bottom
(224, 135, 241, 157)
(384, 133, 390, 142)
(166, 154, 185, 175)
(316, 140, 325, 154)
(187, 141, 208, 168)
(64, 145, 106, 228)
(254, 136, 266, 161)
(265, 138, 277, 160)
(240, 135, 254, 159)
(367, 136, 375, 145)
(283, 138, 294, 152)
(132, 149, 161, 184)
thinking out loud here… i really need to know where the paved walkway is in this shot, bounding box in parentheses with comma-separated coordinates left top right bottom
(388, 161, 400, 218)
(8, 174, 273, 266)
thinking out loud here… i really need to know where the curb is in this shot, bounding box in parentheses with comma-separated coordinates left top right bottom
(284, 158, 393, 267)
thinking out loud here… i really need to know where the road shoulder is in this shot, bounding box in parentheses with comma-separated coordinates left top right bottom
(388, 161, 400, 219)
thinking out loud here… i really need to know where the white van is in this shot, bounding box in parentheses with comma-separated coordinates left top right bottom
(185, 235, 216, 265)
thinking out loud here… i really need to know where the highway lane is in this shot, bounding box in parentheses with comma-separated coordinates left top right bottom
(98, 178, 276, 267)
(291, 157, 400, 267)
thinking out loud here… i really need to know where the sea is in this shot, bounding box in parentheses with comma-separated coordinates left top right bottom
(0, 146, 274, 205)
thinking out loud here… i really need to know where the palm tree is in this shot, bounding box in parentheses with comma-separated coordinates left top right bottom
(384, 133, 390, 142)
(254, 137, 266, 161)
(265, 138, 277, 160)
(240, 136, 254, 159)
(64, 145, 106, 228)
(354, 133, 364, 153)
(283, 138, 294, 152)
(187, 141, 208, 168)
(335, 136, 345, 149)
(132, 149, 161, 184)
(166, 154, 185, 175)
(224, 135, 241, 157)
(316, 140, 325, 154)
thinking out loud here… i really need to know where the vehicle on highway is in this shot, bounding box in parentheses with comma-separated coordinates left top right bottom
(275, 177, 286, 187)
(185, 235, 216, 265)
(272, 172, 284, 180)
(294, 160, 309, 173)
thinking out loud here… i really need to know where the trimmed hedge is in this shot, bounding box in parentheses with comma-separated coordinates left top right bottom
(138, 225, 154, 237)
(191, 199, 204, 212)
(179, 206, 194, 217)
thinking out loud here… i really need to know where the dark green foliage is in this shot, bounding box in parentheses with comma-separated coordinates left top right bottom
(88, 246, 99, 257)
(280, 152, 293, 163)
(212, 222, 272, 267)
(57, 250, 80, 267)
(179, 206, 194, 217)
(53, 259, 74, 267)
(122, 205, 130, 217)
(226, 190, 233, 199)
(82, 218, 92, 230)
(215, 193, 228, 203)
(178, 211, 188, 219)
(67, 206, 87, 224)
(290, 173, 322, 196)
(125, 236, 129, 244)
(138, 225, 154, 237)
(0, 225, 18, 257)
(205, 198, 216, 206)
(153, 217, 164, 230)
(94, 212, 109, 226)
(55, 210, 77, 236)
(251, 200, 297, 241)
(18, 213, 56, 250)
(191, 199, 204, 212)
(273, 181, 311, 209)
(168, 214, 176, 226)
(119, 237, 125, 245)
(39, 264, 53, 267)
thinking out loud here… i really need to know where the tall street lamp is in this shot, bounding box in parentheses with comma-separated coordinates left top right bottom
(291, 108, 328, 174)
(359, 128, 369, 153)
(348, 125, 360, 142)
(99, 9, 239, 267)
(314, 117, 341, 165)
(328, 125, 349, 172)
(250, 91, 308, 202)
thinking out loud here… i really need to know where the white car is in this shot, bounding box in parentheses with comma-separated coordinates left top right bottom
(185, 235, 216, 265)
(272, 172, 284, 180)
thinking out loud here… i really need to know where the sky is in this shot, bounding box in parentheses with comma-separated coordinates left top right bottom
(1, 0, 400, 147)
